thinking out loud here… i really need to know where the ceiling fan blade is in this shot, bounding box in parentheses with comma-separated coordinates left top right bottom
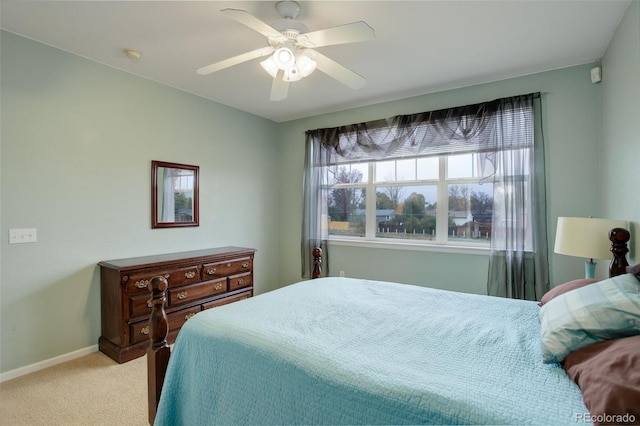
(307, 50, 366, 90)
(298, 21, 375, 48)
(222, 8, 287, 42)
(196, 46, 274, 75)
(270, 70, 289, 101)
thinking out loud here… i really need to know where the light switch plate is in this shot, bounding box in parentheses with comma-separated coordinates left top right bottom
(9, 228, 37, 244)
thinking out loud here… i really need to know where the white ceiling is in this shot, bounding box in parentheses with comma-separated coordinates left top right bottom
(0, 1, 631, 122)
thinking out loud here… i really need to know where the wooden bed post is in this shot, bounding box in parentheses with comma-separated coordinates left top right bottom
(609, 227, 630, 277)
(147, 276, 170, 425)
(312, 247, 323, 279)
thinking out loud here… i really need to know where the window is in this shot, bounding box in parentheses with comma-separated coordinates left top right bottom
(326, 152, 499, 246)
(302, 94, 545, 284)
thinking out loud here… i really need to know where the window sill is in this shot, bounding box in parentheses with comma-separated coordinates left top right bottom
(328, 238, 491, 256)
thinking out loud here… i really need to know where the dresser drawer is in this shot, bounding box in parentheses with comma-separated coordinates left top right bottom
(229, 272, 252, 291)
(168, 278, 227, 307)
(167, 306, 201, 334)
(202, 257, 252, 279)
(125, 269, 169, 294)
(203, 291, 252, 310)
(129, 293, 152, 319)
(126, 265, 200, 293)
(130, 306, 201, 345)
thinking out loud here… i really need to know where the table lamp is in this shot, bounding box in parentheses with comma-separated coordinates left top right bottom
(554, 217, 628, 279)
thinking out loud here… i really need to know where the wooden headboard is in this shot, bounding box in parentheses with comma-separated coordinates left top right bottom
(312, 247, 323, 279)
(609, 227, 630, 277)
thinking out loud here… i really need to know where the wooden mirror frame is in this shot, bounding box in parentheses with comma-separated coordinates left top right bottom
(152, 161, 199, 229)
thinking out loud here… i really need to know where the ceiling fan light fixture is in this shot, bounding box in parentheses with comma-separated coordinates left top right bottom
(296, 52, 317, 77)
(283, 67, 302, 82)
(260, 56, 279, 78)
(272, 47, 295, 70)
(262, 48, 317, 81)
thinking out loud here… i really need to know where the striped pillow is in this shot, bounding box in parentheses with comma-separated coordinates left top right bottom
(539, 273, 640, 363)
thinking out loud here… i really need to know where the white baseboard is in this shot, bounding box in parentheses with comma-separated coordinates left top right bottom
(0, 344, 99, 383)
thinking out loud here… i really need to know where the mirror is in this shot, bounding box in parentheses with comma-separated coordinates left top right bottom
(152, 161, 199, 228)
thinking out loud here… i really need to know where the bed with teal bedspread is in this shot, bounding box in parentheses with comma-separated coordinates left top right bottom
(154, 277, 589, 425)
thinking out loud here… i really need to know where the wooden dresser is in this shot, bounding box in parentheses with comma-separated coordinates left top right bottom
(98, 246, 256, 363)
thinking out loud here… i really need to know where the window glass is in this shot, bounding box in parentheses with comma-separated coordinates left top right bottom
(447, 183, 493, 243)
(328, 163, 367, 185)
(375, 160, 395, 182)
(350, 163, 369, 182)
(327, 165, 366, 238)
(417, 157, 438, 180)
(327, 188, 366, 237)
(448, 153, 476, 179)
(375, 184, 437, 241)
(395, 159, 416, 181)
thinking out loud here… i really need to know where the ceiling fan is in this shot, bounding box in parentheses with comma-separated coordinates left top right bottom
(196, 1, 375, 101)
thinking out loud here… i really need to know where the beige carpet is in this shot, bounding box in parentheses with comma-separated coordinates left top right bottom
(0, 351, 148, 425)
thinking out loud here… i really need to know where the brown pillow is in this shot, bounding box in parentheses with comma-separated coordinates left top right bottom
(562, 335, 640, 425)
(538, 278, 599, 306)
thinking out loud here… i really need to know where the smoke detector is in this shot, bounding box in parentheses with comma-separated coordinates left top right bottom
(124, 48, 142, 60)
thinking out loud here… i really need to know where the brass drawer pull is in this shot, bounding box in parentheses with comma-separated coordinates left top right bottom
(214, 283, 223, 291)
(141, 326, 149, 335)
(206, 267, 216, 275)
(242, 262, 249, 268)
(238, 278, 244, 285)
(177, 291, 188, 300)
(185, 271, 196, 279)
(136, 273, 168, 288)
(185, 313, 196, 321)
(135, 280, 149, 289)
(147, 300, 152, 308)
(227, 263, 231, 267)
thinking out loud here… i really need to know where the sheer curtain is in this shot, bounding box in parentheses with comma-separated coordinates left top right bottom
(486, 95, 549, 299)
(302, 94, 549, 299)
(301, 134, 330, 278)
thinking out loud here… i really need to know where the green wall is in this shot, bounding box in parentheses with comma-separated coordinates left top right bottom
(601, 0, 640, 260)
(0, 32, 280, 373)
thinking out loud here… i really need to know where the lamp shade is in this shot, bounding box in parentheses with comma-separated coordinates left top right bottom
(554, 217, 628, 260)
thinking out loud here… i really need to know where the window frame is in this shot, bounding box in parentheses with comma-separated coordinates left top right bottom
(326, 154, 498, 253)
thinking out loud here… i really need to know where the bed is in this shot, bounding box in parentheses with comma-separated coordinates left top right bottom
(147, 229, 639, 425)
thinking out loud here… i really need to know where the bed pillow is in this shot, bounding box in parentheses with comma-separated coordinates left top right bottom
(538, 278, 599, 306)
(562, 335, 640, 425)
(539, 273, 640, 363)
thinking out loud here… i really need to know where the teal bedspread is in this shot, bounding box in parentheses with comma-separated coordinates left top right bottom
(155, 277, 589, 425)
